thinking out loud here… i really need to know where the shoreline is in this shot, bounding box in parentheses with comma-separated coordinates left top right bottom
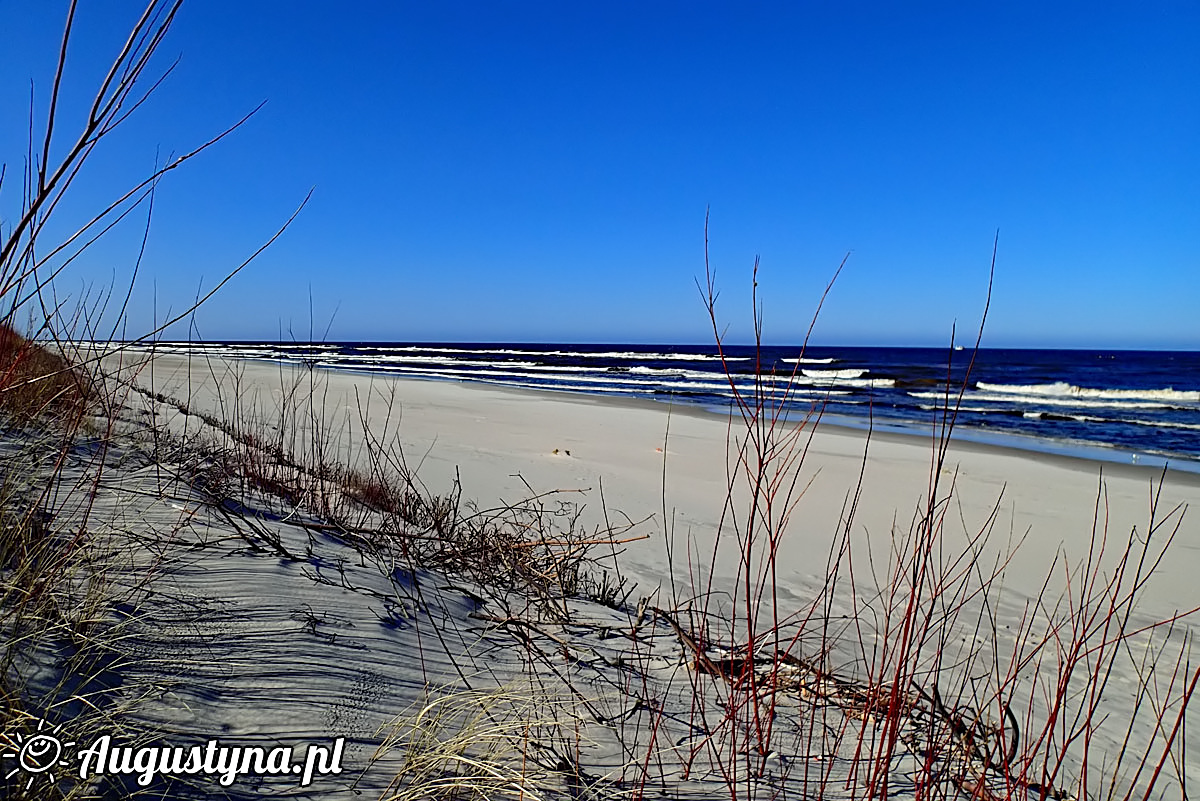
(101, 340, 1200, 475)
(322, 362, 1200, 485)
(118, 351, 1200, 615)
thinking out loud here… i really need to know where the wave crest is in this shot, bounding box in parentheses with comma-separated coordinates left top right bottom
(802, 368, 867, 380)
(976, 381, 1200, 404)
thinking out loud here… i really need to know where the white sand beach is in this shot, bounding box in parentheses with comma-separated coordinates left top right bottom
(131, 352, 1200, 613)
(44, 347, 1192, 800)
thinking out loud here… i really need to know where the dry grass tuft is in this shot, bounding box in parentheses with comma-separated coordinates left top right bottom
(0, 324, 91, 422)
(374, 685, 601, 801)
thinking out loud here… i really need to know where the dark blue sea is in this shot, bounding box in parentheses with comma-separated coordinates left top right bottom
(151, 342, 1200, 472)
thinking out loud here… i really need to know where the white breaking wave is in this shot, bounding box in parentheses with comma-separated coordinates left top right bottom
(355, 346, 750, 361)
(334, 355, 541, 369)
(795, 371, 894, 389)
(327, 362, 853, 398)
(909, 391, 1179, 411)
(627, 365, 686, 376)
(922, 405, 1200, 433)
(147, 342, 339, 351)
(782, 357, 837, 364)
(818, 378, 895, 389)
(350, 364, 658, 388)
(916, 404, 1019, 416)
(975, 381, 1200, 404)
(802, 368, 867, 380)
(467, 363, 715, 381)
(135, 341, 757, 364)
(463, 378, 651, 396)
(1068, 414, 1200, 432)
(141, 346, 309, 361)
(314, 356, 733, 384)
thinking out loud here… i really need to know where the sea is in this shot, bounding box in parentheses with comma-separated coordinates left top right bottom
(143, 342, 1200, 473)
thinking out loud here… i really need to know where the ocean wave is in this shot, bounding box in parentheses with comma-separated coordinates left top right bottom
(917, 405, 1200, 432)
(800, 376, 895, 389)
(470, 379, 650, 395)
(975, 381, 1200, 404)
(340, 358, 720, 383)
(526, 364, 723, 381)
(839, 378, 894, 389)
(909, 390, 1180, 411)
(627, 365, 688, 376)
(149, 342, 339, 351)
(356, 346, 749, 361)
(916, 405, 1027, 416)
(161, 349, 311, 361)
(346, 363, 723, 393)
(359, 364, 661, 387)
(716, 374, 863, 393)
(802, 368, 867, 380)
(782, 357, 837, 364)
(1067, 414, 1200, 432)
(331, 362, 854, 398)
(335, 354, 540, 369)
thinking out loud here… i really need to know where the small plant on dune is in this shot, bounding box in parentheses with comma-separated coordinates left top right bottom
(374, 685, 591, 801)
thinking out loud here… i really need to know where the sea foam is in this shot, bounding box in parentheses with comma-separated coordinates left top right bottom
(975, 381, 1200, 404)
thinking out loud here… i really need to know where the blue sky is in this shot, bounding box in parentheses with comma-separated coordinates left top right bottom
(1, 2, 1197, 347)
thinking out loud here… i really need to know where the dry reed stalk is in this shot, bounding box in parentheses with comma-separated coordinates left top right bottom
(626, 226, 1197, 801)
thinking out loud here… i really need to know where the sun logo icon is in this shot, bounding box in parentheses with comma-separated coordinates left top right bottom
(2, 718, 76, 791)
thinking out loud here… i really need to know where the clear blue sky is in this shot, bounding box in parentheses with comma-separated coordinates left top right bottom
(2, 2, 1197, 347)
